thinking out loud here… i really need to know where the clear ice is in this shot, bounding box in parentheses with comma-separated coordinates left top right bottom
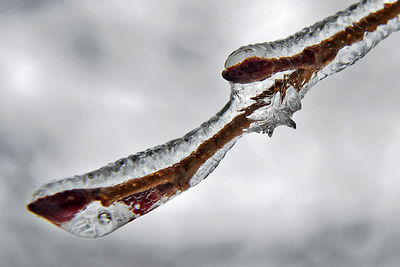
(29, 0, 400, 238)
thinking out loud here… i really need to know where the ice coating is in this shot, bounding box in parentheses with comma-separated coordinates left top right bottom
(27, 0, 400, 238)
(223, 0, 400, 84)
(28, 97, 250, 238)
(30, 100, 243, 201)
(224, 0, 391, 68)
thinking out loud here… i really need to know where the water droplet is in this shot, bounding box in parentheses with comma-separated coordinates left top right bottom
(267, 129, 274, 137)
(286, 118, 296, 129)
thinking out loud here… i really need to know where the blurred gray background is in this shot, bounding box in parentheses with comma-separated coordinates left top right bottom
(1, 0, 400, 266)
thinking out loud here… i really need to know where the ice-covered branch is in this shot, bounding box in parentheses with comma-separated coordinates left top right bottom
(27, 0, 400, 238)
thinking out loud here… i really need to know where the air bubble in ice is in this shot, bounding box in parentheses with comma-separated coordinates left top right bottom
(98, 211, 112, 225)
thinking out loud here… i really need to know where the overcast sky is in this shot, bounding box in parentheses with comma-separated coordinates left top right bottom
(1, 0, 400, 266)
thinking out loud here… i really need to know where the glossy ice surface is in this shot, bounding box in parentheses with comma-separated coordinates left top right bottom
(27, 0, 400, 238)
